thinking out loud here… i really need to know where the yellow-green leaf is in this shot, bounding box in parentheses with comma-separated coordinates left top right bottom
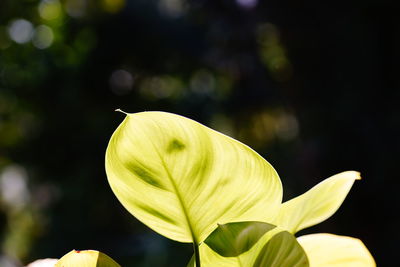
(297, 234, 376, 267)
(55, 250, 120, 267)
(204, 221, 276, 257)
(274, 171, 360, 233)
(253, 231, 309, 267)
(106, 111, 282, 243)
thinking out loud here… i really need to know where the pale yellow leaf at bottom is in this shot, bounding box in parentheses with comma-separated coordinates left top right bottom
(297, 233, 376, 267)
(55, 250, 120, 267)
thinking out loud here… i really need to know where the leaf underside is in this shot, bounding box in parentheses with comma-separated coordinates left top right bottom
(105, 111, 282, 243)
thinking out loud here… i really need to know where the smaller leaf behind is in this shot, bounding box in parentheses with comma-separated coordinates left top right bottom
(55, 250, 121, 267)
(274, 171, 361, 233)
(204, 221, 276, 257)
(253, 231, 309, 267)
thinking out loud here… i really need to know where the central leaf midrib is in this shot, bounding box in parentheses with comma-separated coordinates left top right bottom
(144, 121, 199, 246)
(147, 133, 198, 245)
(160, 156, 198, 243)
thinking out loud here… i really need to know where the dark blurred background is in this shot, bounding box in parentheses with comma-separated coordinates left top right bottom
(0, 0, 398, 266)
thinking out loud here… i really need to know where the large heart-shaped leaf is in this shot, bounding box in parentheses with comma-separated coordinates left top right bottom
(274, 171, 360, 233)
(105, 111, 282, 243)
(297, 234, 376, 267)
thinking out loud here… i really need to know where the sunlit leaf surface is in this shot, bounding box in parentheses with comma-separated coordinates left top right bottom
(274, 171, 360, 233)
(54, 250, 120, 267)
(106, 111, 282, 243)
(204, 221, 275, 257)
(297, 234, 376, 267)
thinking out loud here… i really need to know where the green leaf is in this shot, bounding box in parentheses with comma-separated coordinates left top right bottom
(297, 234, 376, 267)
(188, 228, 308, 267)
(55, 250, 121, 267)
(274, 171, 360, 233)
(106, 111, 282, 243)
(204, 221, 276, 257)
(253, 231, 309, 267)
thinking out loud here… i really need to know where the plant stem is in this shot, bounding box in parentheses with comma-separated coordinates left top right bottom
(193, 242, 201, 267)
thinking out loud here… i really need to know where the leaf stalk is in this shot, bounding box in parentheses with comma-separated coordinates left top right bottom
(193, 242, 201, 267)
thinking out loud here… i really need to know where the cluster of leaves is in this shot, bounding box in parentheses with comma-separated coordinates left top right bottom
(29, 111, 375, 266)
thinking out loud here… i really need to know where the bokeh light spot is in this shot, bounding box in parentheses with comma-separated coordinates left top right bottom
(0, 255, 19, 267)
(32, 25, 54, 49)
(190, 69, 215, 95)
(158, 0, 187, 18)
(7, 19, 34, 44)
(38, 0, 63, 21)
(275, 112, 299, 141)
(139, 76, 183, 100)
(256, 23, 280, 46)
(101, 0, 125, 14)
(65, 0, 86, 18)
(238, 109, 300, 148)
(236, 0, 258, 9)
(257, 23, 292, 82)
(0, 165, 29, 209)
(109, 69, 134, 95)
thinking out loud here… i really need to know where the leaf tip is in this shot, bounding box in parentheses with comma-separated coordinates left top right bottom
(115, 109, 128, 115)
(338, 170, 361, 181)
(349, 170, 362, 180)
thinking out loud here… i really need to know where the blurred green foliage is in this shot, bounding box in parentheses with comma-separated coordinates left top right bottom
(0, 0, 397, 266)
